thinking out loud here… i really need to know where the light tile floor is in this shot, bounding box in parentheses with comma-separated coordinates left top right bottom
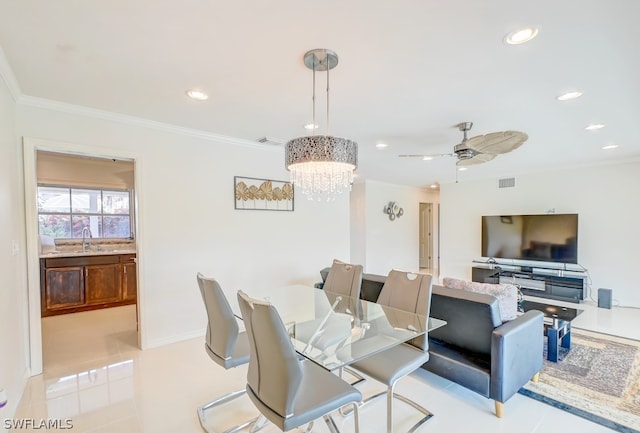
(13, 299, 640, 433)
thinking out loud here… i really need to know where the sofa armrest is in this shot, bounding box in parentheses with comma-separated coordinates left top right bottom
(490, 310, 544, 403)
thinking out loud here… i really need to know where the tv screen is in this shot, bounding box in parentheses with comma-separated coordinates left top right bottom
(482, 214, 578, 264)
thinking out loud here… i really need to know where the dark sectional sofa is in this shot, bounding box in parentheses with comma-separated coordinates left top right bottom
(318, 270, 544, 417)
(426, 285, 543, 417)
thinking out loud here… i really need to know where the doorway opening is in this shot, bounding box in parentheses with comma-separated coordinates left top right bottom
(419, 202, 439, 278)
(23, 138, 141, 375)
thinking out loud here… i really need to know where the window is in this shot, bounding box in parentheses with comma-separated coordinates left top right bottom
(38, 185, 132, 239)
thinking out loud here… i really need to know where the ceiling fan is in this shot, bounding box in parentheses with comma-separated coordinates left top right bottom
(399, 122, 528, 166)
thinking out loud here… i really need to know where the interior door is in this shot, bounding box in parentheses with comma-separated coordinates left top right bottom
(419, 203, 433, 269)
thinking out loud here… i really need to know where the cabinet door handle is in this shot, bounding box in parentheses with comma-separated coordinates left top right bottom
(84, 268, 88, 278)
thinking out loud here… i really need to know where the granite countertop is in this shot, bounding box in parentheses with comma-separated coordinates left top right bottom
(40, 249, 136, 258)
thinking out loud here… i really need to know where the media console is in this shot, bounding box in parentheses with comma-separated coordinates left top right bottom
(471, 262, 586, 303)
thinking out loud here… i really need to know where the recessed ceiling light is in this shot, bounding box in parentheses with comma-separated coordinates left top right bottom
(304, 123, 318, 130)
(556, 91, 583, 101)
(422, 156, 433, 161)
(430, 184, 439, 189)
(458, 167, 468, 171)
(375, 143, 388, 149)
(505, 27, 539, 45)
(602, 144, 618, 150)
(585, 123, 606, 131)
(186, 89, 208, 100)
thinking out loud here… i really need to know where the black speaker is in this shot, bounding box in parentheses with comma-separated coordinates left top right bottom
(598, 288, 612, 309)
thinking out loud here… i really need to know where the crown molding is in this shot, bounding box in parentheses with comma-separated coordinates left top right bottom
(0, 45, 21, 102)
(18, 95, 276, 151)
(1, 44, 270, 150)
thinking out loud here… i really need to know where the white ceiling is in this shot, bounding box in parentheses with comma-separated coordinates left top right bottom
(2, 0, 639, 187)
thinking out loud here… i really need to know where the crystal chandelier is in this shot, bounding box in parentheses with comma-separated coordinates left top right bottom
(285, 49, 358, 201)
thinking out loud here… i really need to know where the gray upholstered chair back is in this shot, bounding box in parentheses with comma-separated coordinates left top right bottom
(323, 259, 363, 299)
(197, 273, 240, 367)
(237, 290, 303, 418)
(377, 270, 433, 350)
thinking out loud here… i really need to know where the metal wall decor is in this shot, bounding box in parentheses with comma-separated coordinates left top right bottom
(234, 176, 294, 211)
(384, 201, 404, 221)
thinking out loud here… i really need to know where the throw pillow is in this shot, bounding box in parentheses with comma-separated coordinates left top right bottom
(442, 277, 518, 321)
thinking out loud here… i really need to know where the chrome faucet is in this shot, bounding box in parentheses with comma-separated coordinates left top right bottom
(81, 226, 92, 252)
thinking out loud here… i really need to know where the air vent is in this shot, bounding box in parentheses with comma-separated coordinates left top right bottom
(498, 177, 516, 188)
(256, 136, 284, 146)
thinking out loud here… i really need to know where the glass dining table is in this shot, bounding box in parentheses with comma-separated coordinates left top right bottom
(231, 284, 446, 371)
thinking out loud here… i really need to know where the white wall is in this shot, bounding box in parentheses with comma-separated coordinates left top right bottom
(17, 102, 351, 350)
(350, 180, 439, 275)
(0, 63, 29, 421)
(349, 182, 367, 267)
(440, 162, 640, 307)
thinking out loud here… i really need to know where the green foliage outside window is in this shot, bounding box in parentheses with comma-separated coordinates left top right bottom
(38, 186, 132, 239)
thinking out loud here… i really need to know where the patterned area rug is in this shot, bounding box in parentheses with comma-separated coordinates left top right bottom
(519, 328, 640, 433)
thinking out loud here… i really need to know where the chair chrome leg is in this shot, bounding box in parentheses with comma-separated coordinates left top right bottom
(343, 366, 366, 386)
(198, 388, 261, 433)
(348, 380, 433, 433)
(387, 382, 433, 433)
(393, 393, 433, 433)
(199, 388, 245, 413)
(324, 414, 340, 433)
(222, 418, 259, 433)
(339, 389, 386, 416)
(248, 415, 268, 433)
(323, 403, 360, 433)
(360, 389, 388, 409)
(387, 386, 394, 433)
(300, 421, 314, 433)
(352, 402, 360, 433)
(336, 367, 367, 417)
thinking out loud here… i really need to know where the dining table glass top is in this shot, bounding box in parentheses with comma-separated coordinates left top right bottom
(233, 284, 446, 371)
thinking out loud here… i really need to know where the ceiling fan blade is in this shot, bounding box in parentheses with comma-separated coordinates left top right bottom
(398, 153, 455, 158)
(456, 153, 496, 166)
(466, 131, 528, 155)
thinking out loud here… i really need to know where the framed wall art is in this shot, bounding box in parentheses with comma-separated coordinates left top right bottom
(234, 176, 294, 211)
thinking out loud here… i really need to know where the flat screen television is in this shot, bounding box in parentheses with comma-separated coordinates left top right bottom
(481, 214, 578, 264)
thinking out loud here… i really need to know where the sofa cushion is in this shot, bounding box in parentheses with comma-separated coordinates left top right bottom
(442, 277, 518, 321)
(425, 339, 491, 397)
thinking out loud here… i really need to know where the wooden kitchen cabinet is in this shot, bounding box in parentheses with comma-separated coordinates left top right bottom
(44, 266, 85, 311)
(85, 263, 122, 304)
(121, 254, 137, 302)
(41, 253, 137, 316)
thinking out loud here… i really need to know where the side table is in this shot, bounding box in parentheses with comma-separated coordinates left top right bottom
(522, 300, 583, 362)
